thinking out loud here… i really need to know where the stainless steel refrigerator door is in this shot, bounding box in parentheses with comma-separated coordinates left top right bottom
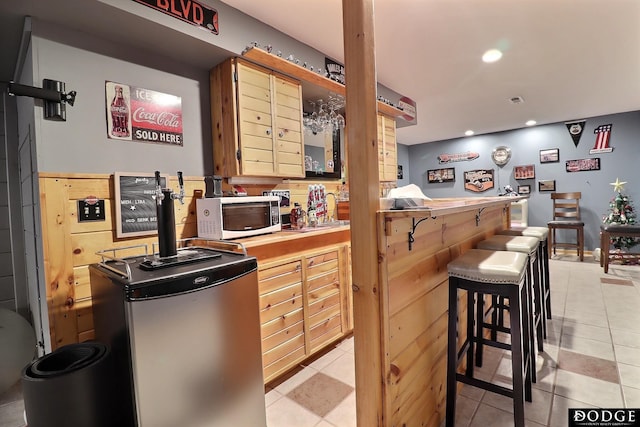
(125, 270, 266, 427)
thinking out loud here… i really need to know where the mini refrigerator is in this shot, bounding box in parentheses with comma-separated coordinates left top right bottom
(89, 246, 267, 427)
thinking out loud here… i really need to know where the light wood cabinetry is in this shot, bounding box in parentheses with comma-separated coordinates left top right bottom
(211, 58, 305, 178)
(257, 244, 350, 383)
(378, 113, 397, 182)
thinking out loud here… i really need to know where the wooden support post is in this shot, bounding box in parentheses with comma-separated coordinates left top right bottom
(342, 1, 383, 426)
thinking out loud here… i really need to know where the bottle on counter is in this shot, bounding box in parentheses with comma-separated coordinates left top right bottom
(307, 205, 318, 227)
(290, 203, 306, 229)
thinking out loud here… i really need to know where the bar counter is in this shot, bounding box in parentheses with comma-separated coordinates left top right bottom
(372, 197, 512, 427)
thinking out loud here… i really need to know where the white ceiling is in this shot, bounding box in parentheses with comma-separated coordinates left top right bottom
(221, 0, 640, 145)
(2, 1, 639, 146)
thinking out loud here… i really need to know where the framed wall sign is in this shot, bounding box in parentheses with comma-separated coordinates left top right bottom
(464, 169, 494, 192)
(427, 167, 455, 183)
(566, 157, 600, 172)
(514, 164, 535, 180)
(115, 172, 168, 238)
(539, 148, 560, 163)
(538, 180, 556, 192)
(517, 185, 531, 195)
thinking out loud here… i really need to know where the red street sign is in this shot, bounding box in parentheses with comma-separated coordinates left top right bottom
(133, 0, 219, 35)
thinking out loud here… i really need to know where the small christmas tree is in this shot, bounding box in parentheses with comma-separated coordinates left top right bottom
(603, 178, 639, 250)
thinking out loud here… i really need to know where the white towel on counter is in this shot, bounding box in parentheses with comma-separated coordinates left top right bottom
(387, 184, 432, 201)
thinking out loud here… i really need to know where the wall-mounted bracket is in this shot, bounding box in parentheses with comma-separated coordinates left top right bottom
(6, 79, 77, 121)
(475, 208, 486, 226)
(408, 216, 437, 251)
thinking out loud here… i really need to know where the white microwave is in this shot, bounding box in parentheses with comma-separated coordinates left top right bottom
(196, 196, 281, 240)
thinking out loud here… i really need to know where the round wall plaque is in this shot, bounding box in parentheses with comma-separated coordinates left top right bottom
(492, 146, 512, 166)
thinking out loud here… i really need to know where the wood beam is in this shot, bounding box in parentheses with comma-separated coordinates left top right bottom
(342, 1, 384, 426)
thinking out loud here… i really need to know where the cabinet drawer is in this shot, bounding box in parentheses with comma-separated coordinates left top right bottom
(307, 270, 339, 293)
(261, 307, 304, 339)
(260, 295, 303, 324)
(261, 319, 304, 354)
(262, 333, 305, 367)
(260, 283, 302, 311)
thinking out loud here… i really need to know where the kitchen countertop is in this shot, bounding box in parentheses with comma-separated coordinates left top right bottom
(232, 224, 351, 261)
(237, 224, 350, 248)
(379, 196, 523, 218)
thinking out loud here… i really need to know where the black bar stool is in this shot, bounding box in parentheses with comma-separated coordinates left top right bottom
(477, 234, 543, 379)
(499, 226, 552, 336)
(446, 249, 532, 427)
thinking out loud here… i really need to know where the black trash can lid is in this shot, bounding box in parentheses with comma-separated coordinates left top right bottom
(25, 342, 108, 379)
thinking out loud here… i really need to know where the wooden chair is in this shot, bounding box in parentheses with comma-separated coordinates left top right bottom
(547, 192, 584, 261)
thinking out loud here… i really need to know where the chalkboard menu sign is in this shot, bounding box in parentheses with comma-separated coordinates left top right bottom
(115, 172, 168, 238)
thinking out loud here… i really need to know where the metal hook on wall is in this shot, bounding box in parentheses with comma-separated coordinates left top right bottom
(5, 79, 77, 121)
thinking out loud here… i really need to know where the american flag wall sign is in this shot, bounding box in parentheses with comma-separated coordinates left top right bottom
(590, 124, 614, 154)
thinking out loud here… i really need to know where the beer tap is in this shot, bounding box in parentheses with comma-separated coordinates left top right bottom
(154, 170, 184, 259)
(172, 171, 185, 205)
(154, 171, 164, 206)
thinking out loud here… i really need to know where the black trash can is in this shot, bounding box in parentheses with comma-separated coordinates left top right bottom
(22, 342, 118, 427)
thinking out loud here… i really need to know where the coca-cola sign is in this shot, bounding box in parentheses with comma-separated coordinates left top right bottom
(133, 0, 219, 35)
(105, 81, 183, 146)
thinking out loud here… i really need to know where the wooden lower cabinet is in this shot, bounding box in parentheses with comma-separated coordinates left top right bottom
(258, 244, 351, 383)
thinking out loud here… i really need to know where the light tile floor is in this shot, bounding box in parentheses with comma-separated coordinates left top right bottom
(263, 256, 640, 427)
(2, 257, 639, 427)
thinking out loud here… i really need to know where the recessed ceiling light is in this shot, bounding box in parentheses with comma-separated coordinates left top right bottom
(465, 130, 474, 136)
(482, 49, 503, 63)
(526, 120, 537, 126)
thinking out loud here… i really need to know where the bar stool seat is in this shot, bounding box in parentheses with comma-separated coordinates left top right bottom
(499, 226, 552, 333)
(446, 249, 532, 427)
(477, 235, 543, 369)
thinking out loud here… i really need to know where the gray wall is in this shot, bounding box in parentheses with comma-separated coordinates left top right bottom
(408, 110, 640, 252)
(397, 143, 410, 187)
(31, 21, 213, 176)
(0, 92, 14, 311)
(17, 39, 49, 352)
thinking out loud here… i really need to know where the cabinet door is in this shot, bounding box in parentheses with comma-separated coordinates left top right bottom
(235, 61, 305, 178)
(236, 62, 276, 176)
(305, 249, 344, 352)
(273, 75, 305, 178)
(257, 244, 351, 384)
(258, 259, 305, 382)
(378, 114, 397, 182)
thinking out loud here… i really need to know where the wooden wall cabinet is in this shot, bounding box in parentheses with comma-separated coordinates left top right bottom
(211, 58, 305, 178)
(258, 244, 351, 383)
(378, 113, 397, 182)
